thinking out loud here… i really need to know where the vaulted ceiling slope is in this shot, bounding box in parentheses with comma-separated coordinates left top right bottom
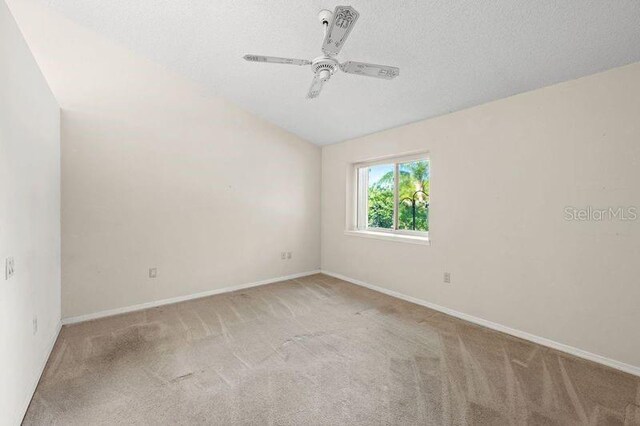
(25, 1, 640, 144)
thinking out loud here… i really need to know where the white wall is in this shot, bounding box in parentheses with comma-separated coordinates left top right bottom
(322, 62, 640, 372)
(0, 1, 61, 424)
(8, 0, 321, 320)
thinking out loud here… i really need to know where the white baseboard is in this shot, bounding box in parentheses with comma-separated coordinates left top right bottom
(321, 270, 640, 378)
(62, 270, 321, 325)
(17, 319, 62, 426)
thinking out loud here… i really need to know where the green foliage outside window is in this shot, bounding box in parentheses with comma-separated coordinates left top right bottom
(367, 185, 394, 229)
(367, 160, 429, 231)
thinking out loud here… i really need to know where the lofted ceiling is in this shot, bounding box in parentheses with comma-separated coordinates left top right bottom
(30, 0, 640, 144)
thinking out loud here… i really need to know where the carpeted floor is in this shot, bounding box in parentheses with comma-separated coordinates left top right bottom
(24, 274, 640, 425)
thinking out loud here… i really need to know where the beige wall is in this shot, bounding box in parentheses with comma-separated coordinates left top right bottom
(0, 2, 61, 424)
(61, 105, 320, 319)
(9, 0, 321, 320)
(322, 62, 640, 371)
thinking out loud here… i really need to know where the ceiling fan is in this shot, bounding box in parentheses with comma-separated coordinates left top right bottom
(243, 6, 399, 99)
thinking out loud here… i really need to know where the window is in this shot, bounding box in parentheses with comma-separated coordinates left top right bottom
(355, 155, 430, 238)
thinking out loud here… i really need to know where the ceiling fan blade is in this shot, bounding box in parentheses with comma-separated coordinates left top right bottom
(340, 61, 400, 79)
(243, 55, 311, 66)
(322, 6, 359, 56)
(307, 76, 325, 99)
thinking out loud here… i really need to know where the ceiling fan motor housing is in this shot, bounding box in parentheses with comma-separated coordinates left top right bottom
(312, 56, 339, 81)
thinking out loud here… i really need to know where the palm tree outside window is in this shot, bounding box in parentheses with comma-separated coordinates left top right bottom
(356, 156, 429, 235)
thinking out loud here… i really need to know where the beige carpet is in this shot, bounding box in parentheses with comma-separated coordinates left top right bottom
(24, 274, 640, 425)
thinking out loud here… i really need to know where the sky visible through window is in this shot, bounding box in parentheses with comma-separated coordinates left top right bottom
(368, 164, 392, 186)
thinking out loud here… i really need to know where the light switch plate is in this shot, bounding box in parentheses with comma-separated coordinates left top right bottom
(5, 257, 15, 280)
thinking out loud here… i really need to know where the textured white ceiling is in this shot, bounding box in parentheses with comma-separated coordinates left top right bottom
(34, 0, 640, 144)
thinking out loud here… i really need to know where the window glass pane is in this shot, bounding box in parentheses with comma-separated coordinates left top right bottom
(398, 160, 429, 231)
(367, 164, 394, 229)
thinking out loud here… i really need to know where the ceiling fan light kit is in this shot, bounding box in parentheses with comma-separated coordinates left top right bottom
(243, 6, 399, 99)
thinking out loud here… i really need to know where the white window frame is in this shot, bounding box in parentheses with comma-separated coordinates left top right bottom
(346, 152, 430, 244)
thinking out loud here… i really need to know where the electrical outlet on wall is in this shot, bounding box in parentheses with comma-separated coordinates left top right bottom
(5, 257, 14, 280)
(287, 252, 292, 259)
(443, 272, 451, 284)
(281, 252, 287, 260)
(149, 268, 157, 278)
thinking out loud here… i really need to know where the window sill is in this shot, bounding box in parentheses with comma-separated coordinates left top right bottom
(343, 230, 431, 246)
